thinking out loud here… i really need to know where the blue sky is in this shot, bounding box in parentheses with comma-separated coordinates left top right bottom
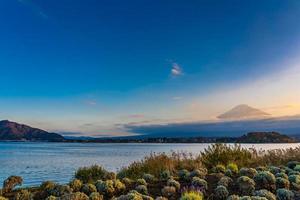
(1, 0, 300, 136)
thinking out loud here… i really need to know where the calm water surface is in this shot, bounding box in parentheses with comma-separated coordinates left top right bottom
(0, 142, 299, 186)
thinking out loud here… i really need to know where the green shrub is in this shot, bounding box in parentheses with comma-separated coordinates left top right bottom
(122, 178, 133, 187)
(40, 181, 57, 195)
(178, 169, 190, 181)
(227, 163, 238, 174)
(200, 144, 253, 168)
(287, 161, 300, 169)
(104, 172, 116, 180)
(96, 180, 115, 196)
(60, 192, 89, 200)
(225, 169, 233, 177)
(268, 166, 281, 175)
(114, 179, 126, 193)
(45, 195, 56, 200)
(160, 170, 171, 180)
(254, 171, 276, 191)
(214, 164, 226, 173)
(143, 174, 155, 183)
(180, 191, 203, 200)
(276, 188, 294, 200)
(116, 190, 143, 200)
(75, 165, 108, 183)
(191, 177, 208, 191)
(136, 179, 147, 186)
(239, 168, 257, 178)
(190, 168, 207, 179)
(288, 174, 300, 190)
(287, 170, 300, 176)
(142, 194, 154, 200)
(239, 196, 251, 200)
(135, 185, 148, 195)
(214, 185, 229, 200)
(253, 190, 276, 200)
(167, 179, 180, 190)
(276, 177, 290, 189)
(15, 189, 32, 200)
(161, 186, 176, 198)
(218, 176, 233, 188)
(155, 196, 167, 200)
(81, 183, 97, 195)
(227, 195, 240, 200)
(249, 197, 268, 200)
(89, 192, 103, 200)
(69, 179, 82, 192)
(294, 165, 300, 172)
(237, 176, 256, 196)
(49, 185, 72, 197)
(275, 172, 288, 180)
(2, 176, 23, 193)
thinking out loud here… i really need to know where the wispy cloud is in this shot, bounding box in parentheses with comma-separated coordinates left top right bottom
(171, 63, 183, 77)
(85, 100, 97, 106)
(172, 96, 183, 100)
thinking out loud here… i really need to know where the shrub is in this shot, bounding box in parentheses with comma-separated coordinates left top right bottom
(142, 194, 154, 200)
(143, 174, 155, 183)
(276, 188, 294, 200)
(227, 195, 240, 200)
(180, 191, 203, 200)
(135, 185, 148, 195)
(218, 176, 233, 188)
(225, 169, 233, 177)
(250, 197, 268, 200)
(227, 163, 238, 174)
(268, 166, 281, 175)
(122, 178, 133, 187)
(104, 172, 116, 180)
(199, 144, 253, 168)
(191, 177, 208, 191)
(288, 174, 300, 190)
(239, 196, 251, 200)
(190, 169, 207, 179)
(161, 186, 176, 198)
(89, 192, 103, 200)
(214, 185, 229, 200)
(160, 170, 171, 180)
(40, 181, 57, 195)
(96, 180, 115, 196)
(214, 164, 226, 173)
(114, 179, 126, 193)
(237, 176, 256, 196)
(287, 171, 300, 176)
(2, 176, 23, 193)
(294, 165, 300, 172)
(287, 161, 300, 169)
(15, 189, 32, 200)
(253, 190, 276, 200)
(239, 168, 257, 178)
(75, 165, 108, 183)
(81, 183, 97, 195)
(60, 192, 89, 200)
(155, 197, 167, 200)
(69, 179, 82, 192)
(50, 185, 72, 197)
(275, 172, 288, 180)
(45, 196, 56, 200)
(167, 179, 180, 190)
(254, 171, 276, 191)
(179, 169, 190, 181)
(116, 190, 143, 200)
(276, 177, 290, 189)
(136, 179, 147, 186)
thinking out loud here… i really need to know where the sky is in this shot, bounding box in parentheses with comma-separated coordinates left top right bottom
(0, 0, 300, 136)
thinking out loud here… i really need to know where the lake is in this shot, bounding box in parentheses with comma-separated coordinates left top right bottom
(0, 142, 299, 186)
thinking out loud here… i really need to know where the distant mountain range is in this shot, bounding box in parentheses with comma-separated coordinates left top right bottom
(0, 120, 65, 142)
(127, 105, 300, 138)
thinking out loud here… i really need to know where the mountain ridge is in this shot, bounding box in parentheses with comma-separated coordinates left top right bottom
(0, 120, 65, 142)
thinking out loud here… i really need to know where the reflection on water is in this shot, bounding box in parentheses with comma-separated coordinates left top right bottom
(0, 142, 299, 186)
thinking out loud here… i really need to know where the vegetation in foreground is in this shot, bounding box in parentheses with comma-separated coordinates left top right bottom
(1, 144, 300, 200)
